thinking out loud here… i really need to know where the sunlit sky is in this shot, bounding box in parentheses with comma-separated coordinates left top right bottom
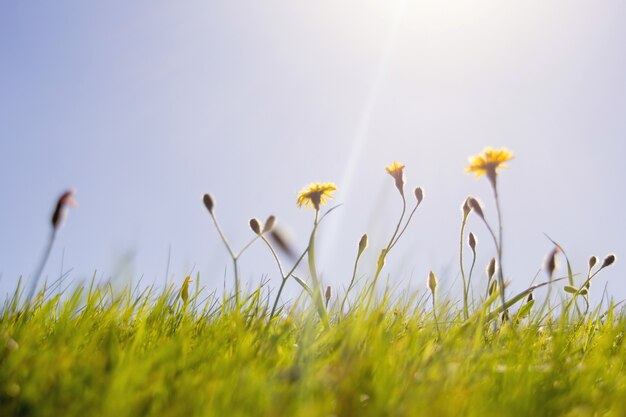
(1, 1, 624, 304)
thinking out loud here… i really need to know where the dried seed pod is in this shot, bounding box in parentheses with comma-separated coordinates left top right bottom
(249, 218, 262, 235)
(263, 215, 276, 233)
(203, 193, 215, 214)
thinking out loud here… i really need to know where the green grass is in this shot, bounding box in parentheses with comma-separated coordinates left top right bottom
(2, 281, 626, 417)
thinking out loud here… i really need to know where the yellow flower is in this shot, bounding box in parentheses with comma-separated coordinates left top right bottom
(297, 182, 337, 211)
(385, 161, 405, 195)
(466, 147, 514, 186)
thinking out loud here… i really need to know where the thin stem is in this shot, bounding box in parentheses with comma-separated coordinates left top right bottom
(492, 185, 507, 309)
(307, 210, 330, 329)
(388, 198, 421, 252)
(27, 229, 57, 304)
(340, 251, 363, 314)
(459, 215, 469, 320)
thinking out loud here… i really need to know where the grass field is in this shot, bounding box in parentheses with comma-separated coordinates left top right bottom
(1, 149, 621, 416)
(1, 282, 626, 417)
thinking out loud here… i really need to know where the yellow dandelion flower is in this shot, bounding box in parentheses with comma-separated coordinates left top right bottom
(385, 161, 405, 195)
(466, 147, 514, 186)
(297, 182, 337, 211)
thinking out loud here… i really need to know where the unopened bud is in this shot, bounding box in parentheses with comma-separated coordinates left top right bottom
(601, 254, 616, 269)
(263, 215, 276, 233)
(588, 256, 598, 270)
(249, 218, 261, 235)
(545, 247, 559, 279)
(462, 198, 472, 219)
(468, 232, 477, 254)
(325, 286, 332, 305)
(487, 258, 497, 279)
(489, 280, 498, 296)
(203, 193, 215, 214)
(414, 187, 424, 205)
(468, 197, 485, 220)
(428, 271, 438, 293)
(358, 234, 369, 256)
(377, 249, 387, 272)
(51, 189, 77, 230)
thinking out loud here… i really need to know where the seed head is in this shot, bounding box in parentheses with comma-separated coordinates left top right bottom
(203, 193, 215, 214)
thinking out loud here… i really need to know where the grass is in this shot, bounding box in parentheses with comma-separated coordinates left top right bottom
(1, 282, 626, 417)
(2, 148, 621, 416)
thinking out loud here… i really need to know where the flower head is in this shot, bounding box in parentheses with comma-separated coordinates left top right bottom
(297, 182, 337, 211)
(385, 161, 406, 196)
(466, 147, 514, 187)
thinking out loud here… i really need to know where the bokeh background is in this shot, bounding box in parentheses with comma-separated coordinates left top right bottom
(1, 0, 624, 304)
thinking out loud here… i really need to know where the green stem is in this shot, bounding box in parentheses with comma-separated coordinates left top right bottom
(307, 211, 330, 329)
(459, 215, 469, 320)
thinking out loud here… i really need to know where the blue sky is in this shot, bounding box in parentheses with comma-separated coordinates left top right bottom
(1, 1, 624, 305)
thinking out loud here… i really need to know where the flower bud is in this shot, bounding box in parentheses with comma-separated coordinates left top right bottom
(588, 256, 598, 270)
(467, 197, 485, 220)
(545, 247, 559, 279)
(249, 218, 261, 235)
(487, 258, 497, 280)
(203, 193, 215, 214)
(462, 198, 472, 219)
(325, 286, 332, 306)
(468, 232, 477, 255)
(263, 215, 276, 233)
(428, 271, 438, 293)
(601, 254, 616, 269)
(414, 187, 424, 205)
(51, 189, 77, 230)
(358, 234, 369, 256)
